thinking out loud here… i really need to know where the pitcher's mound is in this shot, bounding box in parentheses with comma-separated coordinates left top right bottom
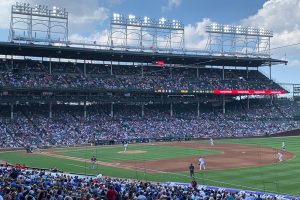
(118, 150, 146, 154)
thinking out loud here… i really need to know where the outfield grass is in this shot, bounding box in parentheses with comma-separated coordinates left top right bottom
(59, 144, 221, 162)
(0, 136, 300, 195)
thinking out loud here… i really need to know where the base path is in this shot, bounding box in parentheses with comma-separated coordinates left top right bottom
(118, 150, 146, 154)
(38, 142, 294, 173)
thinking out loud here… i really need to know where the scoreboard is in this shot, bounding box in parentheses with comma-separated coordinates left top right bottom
(154, 89, 285, 95)
(294, 85, 300, 100)
(154, 89, 213, 94)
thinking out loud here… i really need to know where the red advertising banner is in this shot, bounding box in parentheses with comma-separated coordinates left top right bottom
(214, 90, 286, 95)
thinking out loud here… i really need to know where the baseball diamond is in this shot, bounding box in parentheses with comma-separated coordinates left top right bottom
(1, 1, 300, 199)
(1, 136, 300, 196)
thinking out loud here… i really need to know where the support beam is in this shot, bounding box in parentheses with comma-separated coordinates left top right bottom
(11, 55, 13, 70)
(49, 57, 52, 74)
(246, 66, 249, 78)
(293, 84, 296, 100)
(83, 60, 86, 76)
(197, 68, 199, 78)
(222, 96, 226, 114)
(269, 62, 272, 79)
(170, 63, 173, 79)
(247, 96, 250, 109)
(141, 64, 144, 78)
(141, 104, 144, 117)
(270, 95, 273, 104)
(10, 104, 14, 120)
(110, 61, 113, 75)
(222, 65, 225, 80)
(110, 103, 114, 118)
(49, 103, 52, 118)
(197, 101, 200, 117)
(84, 101, 87, 119)
(170, 102, 173, 117)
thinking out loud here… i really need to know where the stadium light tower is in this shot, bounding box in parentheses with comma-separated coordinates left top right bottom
(9, 2, 68, 44)
(109, 13, 185, 51)
(205, 24, 273, 57)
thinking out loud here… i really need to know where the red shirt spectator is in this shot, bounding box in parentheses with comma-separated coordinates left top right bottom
(21, 164, 27, 169)
(3, 162, 9, 167)
(107, 186, 118, 200)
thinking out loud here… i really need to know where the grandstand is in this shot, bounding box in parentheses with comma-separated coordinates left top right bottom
(1, 2, 300, 199)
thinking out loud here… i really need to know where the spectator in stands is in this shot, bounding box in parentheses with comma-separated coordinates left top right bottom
(107, 186, 118, 200)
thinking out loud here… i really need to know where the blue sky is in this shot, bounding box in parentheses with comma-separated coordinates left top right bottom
(0, 0, 299, 88)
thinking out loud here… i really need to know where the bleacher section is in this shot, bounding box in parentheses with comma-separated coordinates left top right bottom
(0, 99, 299, 148)
(0, 59, 283, 91)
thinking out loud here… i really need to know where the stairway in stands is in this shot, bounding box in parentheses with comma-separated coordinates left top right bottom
(273, 101, 288, 119)
(20, 109, 54, 146)
(0, 119, 23, 147)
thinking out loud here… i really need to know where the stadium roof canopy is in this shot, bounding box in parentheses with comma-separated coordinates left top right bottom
(0, 42, 287, 67)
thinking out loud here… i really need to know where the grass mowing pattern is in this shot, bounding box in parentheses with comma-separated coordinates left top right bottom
(192, 136, 300, 195)
(59, 145, 221, 162)
(0, 136, 300, 195)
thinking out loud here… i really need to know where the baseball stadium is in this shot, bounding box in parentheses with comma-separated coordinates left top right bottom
(1, 1, 300, 199)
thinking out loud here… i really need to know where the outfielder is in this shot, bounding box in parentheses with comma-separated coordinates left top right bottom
(198, 156, 206, 170)
(124, 142, 128, 151)
(210, 138, 214, 146)
(282, 142, 286, 151)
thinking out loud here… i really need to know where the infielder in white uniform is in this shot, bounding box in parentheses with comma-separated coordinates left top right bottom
(278, 151, 283, 162)
(198, 156, 206, 170)
(124, 142, 128, 151)
(210, 138, 214, 146)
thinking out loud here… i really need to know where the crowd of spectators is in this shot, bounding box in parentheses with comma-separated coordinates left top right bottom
(0, 59, 283, 91)
(0, 167, 292, 200)
(0, 99, 299, 148)
(0, 59, 297, 148)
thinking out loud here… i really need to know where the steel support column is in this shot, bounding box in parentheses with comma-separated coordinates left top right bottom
(141, 104, 144, 117)
(110, 103, 114, 118)
(49, 103, 52, 118)
(222, 96, 226, 114)
(84, 101, 87, 119)
(10, 104, 14, 120)
(197, 101, 200, 117)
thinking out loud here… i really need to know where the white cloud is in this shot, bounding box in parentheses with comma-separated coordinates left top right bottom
(68, 17, 212, 50)
(70, 7, 109, 25)
(0, 0, 15, 29)
(182, 0, 300, 83)
(241, 0, 300, 49)
(241, 0, 300, 33)
(0, 0, 109, 33)
(69, 30, 109, 45)
(184, 18, 213, 49)
(162, 0, 182, 12)
(241, 0, 300, 84)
